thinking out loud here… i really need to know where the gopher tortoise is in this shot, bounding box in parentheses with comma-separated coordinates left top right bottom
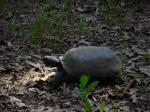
(43, 46, 122, 82)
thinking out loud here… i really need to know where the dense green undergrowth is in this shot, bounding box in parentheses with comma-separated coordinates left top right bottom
(3, 0, 135, 52)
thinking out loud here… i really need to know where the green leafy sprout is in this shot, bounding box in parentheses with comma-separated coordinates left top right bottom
(74, 75, 99, 112)
(99, 102, 105, 112)
(79, 18, 86, 33)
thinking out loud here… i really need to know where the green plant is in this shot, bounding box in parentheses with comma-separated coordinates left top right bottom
(99, 102, 105, 112)
(99, 0, 116, 20)
(51, 13, 64, 38)
(117, 41, 127, 49)
(45, 0, 53, 4)
(116, 52, 126, 80)
(99, 0, 132, 24)
(5, 17, 16, 34)
(119, 52, 127, 62)
(28, 12, 47, 51)
(63, 0, 71, 12)
(42, 0, 53, 10)
(0, 0, 8, 12)
(31, 0, 48, 4)
(116, 63, 125, 80)
(5, 16, 21, 37)
(137, 76, 145, 94)
(74, 75, 99, 112)
(143, 51, 150, 62)
(100, 9, 115, 20)
(49, 12, 64, 48)
(79, 18, 86, 32)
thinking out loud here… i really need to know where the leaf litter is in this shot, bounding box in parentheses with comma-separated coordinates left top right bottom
(0, 0, 150, 112)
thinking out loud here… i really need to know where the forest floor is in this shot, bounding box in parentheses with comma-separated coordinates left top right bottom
(0, 0, 150, 112)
